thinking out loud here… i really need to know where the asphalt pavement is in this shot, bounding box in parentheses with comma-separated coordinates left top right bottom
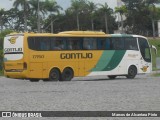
(0, 74, 160, 120)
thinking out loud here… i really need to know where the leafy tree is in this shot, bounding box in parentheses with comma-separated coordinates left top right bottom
(1, 0, 117, 34)
(146, 0, 160, 37)
(5, 8, 25, 31)
(70, 0, 87, 30)
(13, 0, 30, 31)
(115, 5, 127, 33)
(98, 3, 113, 33)
(0, 9, 6, 32)
(29, 0, 47, 32)
(44, 0, 62, 33)
(87, 1, 97, 30)
(122, 0, 160, 35)
(44, 0, 62, 15)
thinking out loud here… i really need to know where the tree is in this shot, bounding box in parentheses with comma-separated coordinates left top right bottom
(0, 9, 6, 32)
(115, 5, 127, 33)
(44, 0, 62, 33)
(146, 0, 160, 37)
(29, 0, 48, 32)
(99, 3, 113, 33)
(70, 0, 87, 30)
(13, 0, 30, 32)
(122, 0, 160, 36)
(87, 1, 97, 30)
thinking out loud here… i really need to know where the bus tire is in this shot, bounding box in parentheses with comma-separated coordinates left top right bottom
(108, 75, 116, 79)
(126, 66, 137, 79)
(49, 68, 61, 81)
(61, 68, 73, 81)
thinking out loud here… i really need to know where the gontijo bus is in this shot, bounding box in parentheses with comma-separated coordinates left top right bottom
(3, 31, 156, 81)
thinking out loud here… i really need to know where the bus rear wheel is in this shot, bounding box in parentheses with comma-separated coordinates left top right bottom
(49, 68, 60, 81)
(61, 68, 73, 81)
(126, 66, 137, 79)
(108, 75, 117, 79)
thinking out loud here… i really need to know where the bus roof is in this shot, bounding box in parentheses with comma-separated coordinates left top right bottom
(110, 34, 147, 39)
(58, 31, 106, 35)
(6, 31, 147, 39)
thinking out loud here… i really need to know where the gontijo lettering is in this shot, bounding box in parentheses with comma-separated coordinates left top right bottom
(60, 53, 93, 59)
(4, 48, 22, 53)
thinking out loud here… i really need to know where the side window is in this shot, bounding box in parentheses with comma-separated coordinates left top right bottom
(83, 38, 97, 50)
(98, 38, 111, 50)
(67, 38, 82, 50)
(125, 37, 138, 50)
(52, 37, 66, 50)
(111, 38, 124, 50)
(28, 37, 51, 51)
(40, 37, 50, 51)
(28, 37, 35, 50)
(106, 38, 111, 50)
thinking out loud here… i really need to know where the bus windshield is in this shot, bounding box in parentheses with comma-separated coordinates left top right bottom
(138, 37, 151, 62)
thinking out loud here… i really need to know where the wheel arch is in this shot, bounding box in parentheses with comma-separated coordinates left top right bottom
(127, 64, 138, 74)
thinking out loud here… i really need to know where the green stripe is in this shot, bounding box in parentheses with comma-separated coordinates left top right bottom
(91, 50, 126, 71)
(91, 51, 115, 71)
(102, 50, 126, 71)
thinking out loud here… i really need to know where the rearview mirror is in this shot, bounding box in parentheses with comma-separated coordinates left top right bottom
(151, 45, 157, 55)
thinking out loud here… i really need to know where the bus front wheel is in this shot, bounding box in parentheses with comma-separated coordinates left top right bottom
(126, 66, 137, 79)
(61, 68, 73, 81)
(49, 68, 61, 81)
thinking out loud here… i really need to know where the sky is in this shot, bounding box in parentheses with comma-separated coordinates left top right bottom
(0, 0, 117, 11)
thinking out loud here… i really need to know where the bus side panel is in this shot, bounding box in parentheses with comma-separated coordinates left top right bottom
(87, 50, 126, 76)
(29, 62, 43, 78)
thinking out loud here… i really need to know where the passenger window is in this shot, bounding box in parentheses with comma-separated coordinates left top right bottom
(40, 38, 50, 51)
(67, 38, 82, 50)
(28, 37, 51, 51)
(111, 38, 124, 50)
(125, 38, 138, 50)
(83, 38, 97, 50)
(52, 38, 66, 50)
(98, 38, 111, 50)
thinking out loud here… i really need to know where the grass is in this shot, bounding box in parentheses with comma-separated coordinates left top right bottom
(148, 38, 160, 70)
(151, 73, 160, 77)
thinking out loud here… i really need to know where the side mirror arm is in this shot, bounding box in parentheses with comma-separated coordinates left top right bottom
(151, 45, 157, 55)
